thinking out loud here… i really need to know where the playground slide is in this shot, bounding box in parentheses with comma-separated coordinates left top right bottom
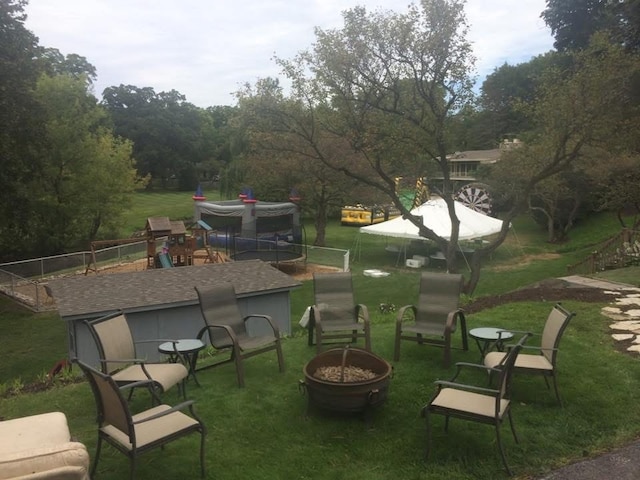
(157, 253, 174, 268)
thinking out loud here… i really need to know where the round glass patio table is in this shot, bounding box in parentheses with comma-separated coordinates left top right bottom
(158, 339, 205, 387)
(469, 327, 514, 361)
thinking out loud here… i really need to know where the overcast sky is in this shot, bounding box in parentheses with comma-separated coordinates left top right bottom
(24, 1, 554, 108)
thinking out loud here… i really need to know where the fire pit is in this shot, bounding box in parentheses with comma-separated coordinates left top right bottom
(300, 346, 392, 419)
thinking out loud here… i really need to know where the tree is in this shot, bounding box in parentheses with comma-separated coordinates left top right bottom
(102, 85, 209, 190)
(201, 105, 237, 182)
(39, 47, 97, 85)
(269, 1, 482, 282)
(530, 168, 597, 242)
(542, 0, 640, 52)
(28, 74, 142, 253)
(591, 152, 640, 227)
(242, 2, 640, 294)
(0, 0, 48, 259)
(234, 77, 358, 245)
(542, 0, 611, 51)
(479, 52, 569, 142)
(484, 34, 640, 247)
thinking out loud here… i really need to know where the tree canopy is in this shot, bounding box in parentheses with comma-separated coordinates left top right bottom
(240, 0, 487, 285)
(0, 0, 143, 260)
(542, 0, 640, 52)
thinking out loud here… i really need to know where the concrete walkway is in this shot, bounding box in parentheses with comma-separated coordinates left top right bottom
(559, 275, 640, 292)
(539, 440, 640, 480)
(537, 276, 640, 480)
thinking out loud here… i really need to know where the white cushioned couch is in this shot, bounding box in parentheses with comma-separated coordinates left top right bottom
(0, 412, 90, 480)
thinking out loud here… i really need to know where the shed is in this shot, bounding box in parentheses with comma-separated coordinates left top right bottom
(49, 260, 301, 367)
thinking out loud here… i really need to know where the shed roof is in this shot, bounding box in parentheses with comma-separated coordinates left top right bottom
(49, 260, 301, 321)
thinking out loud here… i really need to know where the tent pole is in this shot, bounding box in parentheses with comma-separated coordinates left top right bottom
(351, 233, 361, 263)
(457, 242, 472, 272)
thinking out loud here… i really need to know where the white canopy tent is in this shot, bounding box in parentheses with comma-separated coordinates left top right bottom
(360, 198, 505, 241)
(356, 198, 507, 268)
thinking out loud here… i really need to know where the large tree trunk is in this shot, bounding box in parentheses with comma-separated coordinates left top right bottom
(466, 250, 483, 295)
(314, 202, 327, 246)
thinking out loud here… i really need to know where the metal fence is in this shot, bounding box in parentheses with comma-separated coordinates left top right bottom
(0, 269, 52, 311)
(0, 240, 350, 312)
(566, 228, 640, 275)
(0, 241, 152, 312)
(305, 245, 350, 271)
(0, 241, 151, 280)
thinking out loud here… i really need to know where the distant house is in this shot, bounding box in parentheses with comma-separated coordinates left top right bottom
(49, 260, 301, 366)
(429, 138, 522, 215)
(445, 149, 502, 182)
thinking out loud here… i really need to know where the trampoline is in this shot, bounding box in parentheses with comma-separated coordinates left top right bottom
(228, 236, 306, 267)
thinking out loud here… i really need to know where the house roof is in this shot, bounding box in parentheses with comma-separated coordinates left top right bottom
(49, 260, 302, 321)
(447, 149, 502, 163)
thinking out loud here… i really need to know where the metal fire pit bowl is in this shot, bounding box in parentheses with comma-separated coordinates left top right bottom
(300, 346, 392, 418)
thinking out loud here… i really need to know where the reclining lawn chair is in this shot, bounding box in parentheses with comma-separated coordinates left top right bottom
(483, 303, 576, 405)
(77, 360, 206, 479)
(85, 311, 188, 403)
(422, 334, 530, 476)
(394, 272, 468, 367)
(195, 283, 285, 388)
(309, 272, 372, 354)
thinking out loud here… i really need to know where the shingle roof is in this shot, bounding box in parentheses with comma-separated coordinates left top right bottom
(49, 260, 301, 320)
(169, 220, 187, 235)
(146, 216, 173, 232)
(448, 149, 501, 162)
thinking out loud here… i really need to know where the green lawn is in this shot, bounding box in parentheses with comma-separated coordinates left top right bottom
(1, 298, 638, 479)
(119, 188, 223, 234)
(2, 207, 639, 479)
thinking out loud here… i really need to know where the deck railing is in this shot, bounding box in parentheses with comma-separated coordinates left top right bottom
(566, 228, 640, 275)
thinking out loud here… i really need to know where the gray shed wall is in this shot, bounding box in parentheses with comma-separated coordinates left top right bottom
(70, 290, 292, 367)
(49, 260, 300, 368)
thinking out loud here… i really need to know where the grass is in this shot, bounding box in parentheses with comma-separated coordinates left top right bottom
(2, 299, 638, 479)
(119, 188, 223, 234)
(1, 205, 639, 479)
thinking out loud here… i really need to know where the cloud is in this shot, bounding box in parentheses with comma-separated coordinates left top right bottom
(24, 0, 553, 107)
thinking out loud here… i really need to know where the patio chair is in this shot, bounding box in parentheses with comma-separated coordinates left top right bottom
(85, 311, 188, 403)
(194, 283, 285, 388)
(393, 272, 468, 367)
(483, 303, 576, 405)
(309, 272, 372, 354)
(421, 334, 530, 476)
(76, 360, 206, 479)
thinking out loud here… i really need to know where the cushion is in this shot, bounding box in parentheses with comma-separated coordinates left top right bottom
(0, 413, 70, 454)
(0, 443, 90, 480)
(0, 412, 89, 480)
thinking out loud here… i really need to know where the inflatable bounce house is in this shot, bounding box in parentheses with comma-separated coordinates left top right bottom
(193, 188, 305, 266)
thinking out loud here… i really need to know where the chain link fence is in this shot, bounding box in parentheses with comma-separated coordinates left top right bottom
(0, 241, 349, 312)
(0, 241, 152, 312)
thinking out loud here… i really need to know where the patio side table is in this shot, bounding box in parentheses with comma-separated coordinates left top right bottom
(469, 327, 513, 361)
(158, 339, 205, 387)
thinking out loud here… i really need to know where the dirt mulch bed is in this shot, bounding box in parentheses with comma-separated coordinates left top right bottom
(465, 280, 616, 314)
